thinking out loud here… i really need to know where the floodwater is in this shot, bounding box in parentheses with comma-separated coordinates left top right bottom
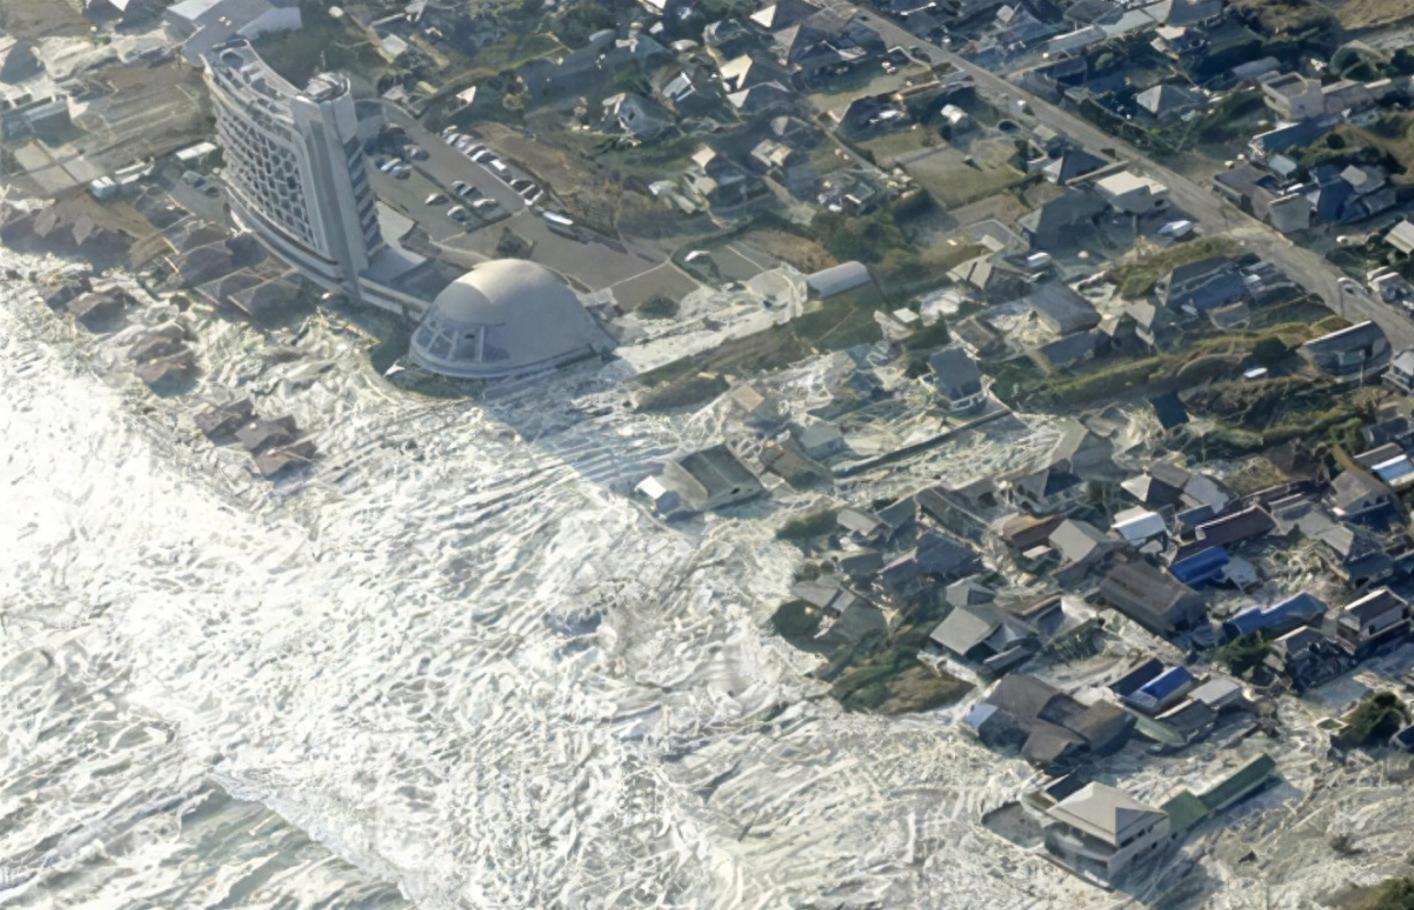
(7, 245, 1413, 910)
(0, 248, 1085, 910)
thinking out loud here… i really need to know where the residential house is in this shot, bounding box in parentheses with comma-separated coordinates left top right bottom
(1043, 783, 1171, 883)
(1128, 300, 1182, 350)
(1158, 257, 1246, 315)
(1031, 331, 1106, 373)
(1097, 559, 1206, 635)
(1328, 467, 1397, 521)
(1299, 320, 1391, 382)
(1048, 518, 1115, 586)
(1261, 73, 1325, 121)
(748, 0, 819, 31)
(1308, 164, 1397, 225)
(685, 145, 757, 209)
(928, 346, 987, 413)
(1222, 592, 1327, 642)
(1094, 171, 1170, 215)
(1009, 462, 1087, 516)
(878, 531, 982, 595)
(1264, 626, 1348, 691)
(1018, 187, 1108, 249)
(1335, 588, 1410, 658)
(1154, 0, 1224, 26)
(1387, 349, 1414, 394)
(929, 603, 1040, 674)
(1212, 163, 1310, 234)
(636, 444, 764, 518)
(1026, 282, 1101, 336)
(1386, 219, 1414, 256)
(1135, 83, 1204, 121)
(601, 93, 674, 140)
(965, 674, 1134, 766)
(727, 80, 794, 113)
(1312, 522, 1394, 586)
(1041, 147, 1107, 186)
(717, 54, 782, 93)
(948, 254, 1030, 302)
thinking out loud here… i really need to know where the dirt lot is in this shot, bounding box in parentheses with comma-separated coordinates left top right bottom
(1333, 0, 1414, 28)
(0, 0, 89, 39)
(733, 228, 838, 273)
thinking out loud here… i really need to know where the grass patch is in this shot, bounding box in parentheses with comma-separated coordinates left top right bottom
(1109, 235, 1242, 299)
(638, 294, 679, 320)
(255, 2, 391, 87)
(1213, 633, 1271, 677)
(632, 372, 729, 412)
(900, 139, 1027, 208)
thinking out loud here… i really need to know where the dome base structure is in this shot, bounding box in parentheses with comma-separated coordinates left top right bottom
(408, 259, 614, 380)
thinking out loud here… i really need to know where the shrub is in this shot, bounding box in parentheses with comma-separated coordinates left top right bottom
(638, 294, 679, 320)
(1335, 691, 1409, 750)
(1214, 633, 1270, 676)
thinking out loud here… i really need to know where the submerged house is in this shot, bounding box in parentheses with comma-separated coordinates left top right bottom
(637, 445, 764, 518)
(965, 673, 1134, 767)
(1097, 559, 1206, 636)
(1043, 783, 1171, 883)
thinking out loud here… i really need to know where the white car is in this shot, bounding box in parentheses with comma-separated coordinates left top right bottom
(425, 192, 447, 205)
(447, 205, 469, 222)
(489, 159, 510, 175)
(470, 149, 495, 164)
(470, 198, 498, 211)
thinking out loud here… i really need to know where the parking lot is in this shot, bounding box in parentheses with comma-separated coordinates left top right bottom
(379, 104, 688, 299)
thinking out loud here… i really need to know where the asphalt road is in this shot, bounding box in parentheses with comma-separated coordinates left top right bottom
(844, 3, 1414, 349)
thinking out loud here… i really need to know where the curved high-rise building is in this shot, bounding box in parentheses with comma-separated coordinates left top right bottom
(202, 38, 385, 304)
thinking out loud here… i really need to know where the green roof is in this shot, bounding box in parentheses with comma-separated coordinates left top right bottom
(1200, 754, 1277, 812)
(1161, 789, 1210, 835)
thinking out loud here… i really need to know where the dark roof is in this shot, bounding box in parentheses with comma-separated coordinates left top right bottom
(1098, 559, 1205, 634)
(1110, 657, 1164, 697)
(928, 346, 982, 394)
(1033, 330, 1104, 370)
(1018, 188, 1107, 240)
(1044, 148, 1107, 185)
(1192, 505, 1275, 549)
(1149, 391, 1189, 431)
(1025, 282, 1100, 334)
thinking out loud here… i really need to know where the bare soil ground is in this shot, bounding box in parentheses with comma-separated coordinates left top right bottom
(1333, 0, 1414, 29)
(734, 228, 838, 274)
(0, 0, 89, 39)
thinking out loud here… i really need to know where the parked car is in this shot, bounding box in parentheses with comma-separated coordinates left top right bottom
(425, 192, 448, 205)
(470, 149, 496, 164)
(452, 180, 471, 196)
(392, 165, 411, 179)
(489, 159, 510, 175)
(470, 198, 498, 211)
(405, 144, 428, 161)
(447, 205, 469, 222)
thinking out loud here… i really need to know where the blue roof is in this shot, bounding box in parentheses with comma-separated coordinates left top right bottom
(1170, 546, 1229, 586)
(1221, 593, 1327, 641)
(1126, 666, 1196, 711)
(1110, 657, 1163, 697)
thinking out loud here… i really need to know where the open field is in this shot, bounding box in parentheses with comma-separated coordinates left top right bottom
(893, 138, 1026, 209)
(1333, 0, 1414, 29)
(0, 0, 88, 39)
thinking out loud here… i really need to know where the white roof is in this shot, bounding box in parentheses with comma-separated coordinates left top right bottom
(1047, 783, 1165, 845)
(410, 259, 611, 379)
(1112, 507, 1165, 542)
(1096, 170, 1167, 197)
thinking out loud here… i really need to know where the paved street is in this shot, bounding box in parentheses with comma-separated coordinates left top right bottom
(842, 3, 1414, 349)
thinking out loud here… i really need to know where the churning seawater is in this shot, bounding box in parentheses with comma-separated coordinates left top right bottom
(0, 250, 1082, 910)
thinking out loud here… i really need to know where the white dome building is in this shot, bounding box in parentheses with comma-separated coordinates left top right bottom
(409, 259, 613, 379)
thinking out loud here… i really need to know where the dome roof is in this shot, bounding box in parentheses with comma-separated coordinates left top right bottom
(409, 259, 610, 379)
